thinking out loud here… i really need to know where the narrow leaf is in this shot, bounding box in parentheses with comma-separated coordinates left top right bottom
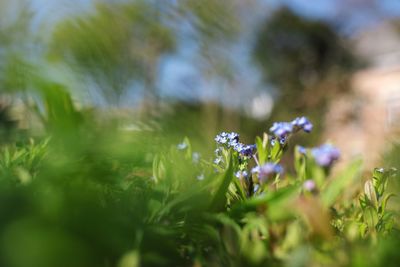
(321, 159, 362, 207)
(209, 154, 234, 211)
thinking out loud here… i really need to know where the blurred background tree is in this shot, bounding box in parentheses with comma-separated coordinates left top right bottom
(253, 7, 360, 139)
(50, 1, 176, 106)
(0, 0, 34, 138)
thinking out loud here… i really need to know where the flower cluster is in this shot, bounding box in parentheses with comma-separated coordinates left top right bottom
(311, 144, 340, 167)
(252, 162, 283, 183)
(215, 132, 239, 147)
(292, 116, 313, 133)
(214, 132, 257, 158)
(270, 122, 293, 138)
(238, 144, 257, 157)
(269, 117, 313, 144)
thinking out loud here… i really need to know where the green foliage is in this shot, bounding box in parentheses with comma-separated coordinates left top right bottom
(0, 138, 48, 184)
(254, 8, 357, 92)
(0, 3, 398, 266)
(0, 90, 398, 267)
(358, 168, 397, 237)
(253, 8, 360, 144)
(50, 1, 175, 102)
(48, 0, 241, 104)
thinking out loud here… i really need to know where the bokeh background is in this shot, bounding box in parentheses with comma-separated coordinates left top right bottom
(1, 0, 400, 169)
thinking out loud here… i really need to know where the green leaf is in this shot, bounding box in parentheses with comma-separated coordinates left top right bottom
(209, 154, 234, 211)
(181, 136, 192, 159)
(4, 147, 10, 167)
(229, 185, 298, 220)
(118, 250, 139, 267)
(359, 195, 368, 209)
(372, 167, 397, 197)
(294, 145, 306, 181)
(363, 206, 379, 232)
(380, 193, 396, 216)
(232, 178, 247, 201)
(364, 180, 378, 209)
(321, 159, 362, 207)
(270, 140, 282, 162)
(255, 136, 266, 165)
(359, 222, 368, 237)
(152, 155, 166, 182)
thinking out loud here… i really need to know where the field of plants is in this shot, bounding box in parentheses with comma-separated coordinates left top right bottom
(1, 1, 400, 267)
(0, 88, 399, 267)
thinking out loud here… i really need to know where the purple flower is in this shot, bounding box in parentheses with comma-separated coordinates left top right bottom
(235, 170, 249, 179)
(227, 132, 239, 142)
(292, 116, 313, 133)
(311, 144, 340, 167)
(215, 132, 256, 157)
(303, 179, 316, 191)
(252, 162, 283, 183)
(270, 122, 293, 138)
(231, 141, 243, 151)
(215, 131, 240, 147)
(238, 144, 257, 157)
(215, 132, 228, 144)
(214, 157, 222, 165)
(270, 136, 287, 146)
(297, 146, 307, 155)
(269, 117, 313, 141)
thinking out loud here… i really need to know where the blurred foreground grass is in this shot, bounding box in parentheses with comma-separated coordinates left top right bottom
(0, 84, 398, 267)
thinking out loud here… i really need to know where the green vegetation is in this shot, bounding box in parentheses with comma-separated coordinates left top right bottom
(0, 93, 398, 267)
(0, 1, 399, 267)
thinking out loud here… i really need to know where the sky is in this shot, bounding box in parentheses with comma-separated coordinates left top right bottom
(28, 0, 400, 40)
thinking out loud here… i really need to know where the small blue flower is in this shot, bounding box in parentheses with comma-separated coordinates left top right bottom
(235, 170, 249, 179)
(269, 117, 313, 141)
(270, 136, 287, 146)
(227, 132, 239, 142)
(252, 162, 283, 183)
(303, 179, 316, 191)
(297, 146, 307, 155)
(311, 144, 340, 167)
(270, 137, 277, 146)
(215, 135, 227, 144)
(251, 166, 260, 174)
(192, 152, 200, 163)
(177, 142, 188, 150)
(215, 131, 240, 147)
(292, 116, 313, 133)
(228, 139, 240, 148)
(232, 142, 244, 151)
(270, 122, 293, 138)
(214, 157, 222, 165)
(253, 184, 260, 193)
(239, 144, 257, 157)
